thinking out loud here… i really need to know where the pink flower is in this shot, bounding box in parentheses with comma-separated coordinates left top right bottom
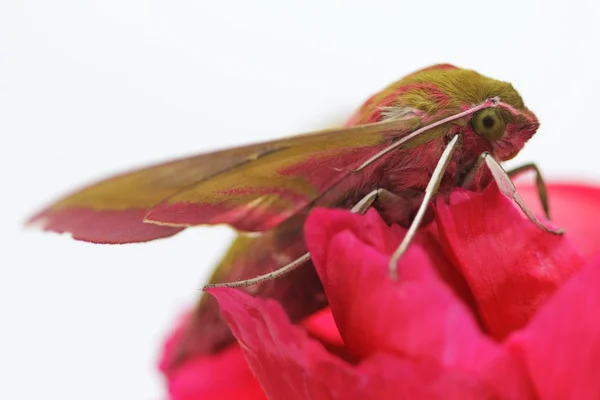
(160, 182, 600, 399)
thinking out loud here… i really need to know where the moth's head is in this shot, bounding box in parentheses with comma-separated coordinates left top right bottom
(348, 64, 540, 161)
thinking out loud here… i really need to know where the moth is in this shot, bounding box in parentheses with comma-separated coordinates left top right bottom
(28, 63, 562, 371)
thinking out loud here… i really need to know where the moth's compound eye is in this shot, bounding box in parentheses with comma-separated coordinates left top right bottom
(471, 108, 506, 142)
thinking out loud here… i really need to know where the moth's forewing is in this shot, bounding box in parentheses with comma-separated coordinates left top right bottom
(29, 118, 419, 243)
(27, 144, 283, 243)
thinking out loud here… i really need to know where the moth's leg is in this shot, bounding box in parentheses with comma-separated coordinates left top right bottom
(388, 134, 462, 280)
(506, 163, 551, 220)
(460, 152, 488, 191)
(464, 152, 563, 235)
(350, 188, 383, 214)
(203, 188, 395, 289)
(462, 157, 551, 220)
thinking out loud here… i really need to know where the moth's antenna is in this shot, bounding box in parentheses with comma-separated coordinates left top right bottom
(353, 97, 499, 172)
(203, 252, 311, 289)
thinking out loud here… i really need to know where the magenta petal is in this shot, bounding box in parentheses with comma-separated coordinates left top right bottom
(305, 208, 534, 398)
(209, 287, 531, 399)
(302, 308, 344, 347)
(306, 209, 487, 361)
(434, 183, 584, 340)
(164, 346, 265, 400)
(356, 353, 516, 399)
(208, 287, 360, 400)
(508, 255, 600, 399)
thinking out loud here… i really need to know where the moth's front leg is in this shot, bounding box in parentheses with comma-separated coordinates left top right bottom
(342, 187, 407, 214)
(462, 152, 563, 235)
(353, 187, 425, 226)
(506, 163, 551, 220)
(388, 134, 463, 279)
(460, 152, 490, 191)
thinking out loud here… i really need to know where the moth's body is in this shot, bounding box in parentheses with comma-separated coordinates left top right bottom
(179, 68, 538, 365)
(29, 64, 540, 369)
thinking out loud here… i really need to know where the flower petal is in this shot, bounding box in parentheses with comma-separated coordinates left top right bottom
(209, 287, 529, 399)
(517, 182, 600, 261)
(434, 183, 584, 340)
(305, 208, 534, 398)
(158, 312, 266, 400)
(208, 287, 358, 400)
(507, 254, 600, 399)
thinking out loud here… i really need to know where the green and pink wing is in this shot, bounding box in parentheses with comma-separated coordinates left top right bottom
(28, 119, 417, 243)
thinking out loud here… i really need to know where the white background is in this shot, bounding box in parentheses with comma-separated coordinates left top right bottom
(1, 1, 599, 399)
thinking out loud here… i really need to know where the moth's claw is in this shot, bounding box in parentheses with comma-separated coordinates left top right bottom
(532, 217, 565, 236)
(547, 227, 566, 235)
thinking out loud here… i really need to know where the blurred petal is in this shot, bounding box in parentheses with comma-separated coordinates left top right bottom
(158, 313, 266, 400)
(434, 183, 584, 340)
(356, 354, 504, 400)
(508, 255, 600, 400)
(517, 182, 600, 261)
(208, 287, 359, 400)
(302, 308, 343, 347)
